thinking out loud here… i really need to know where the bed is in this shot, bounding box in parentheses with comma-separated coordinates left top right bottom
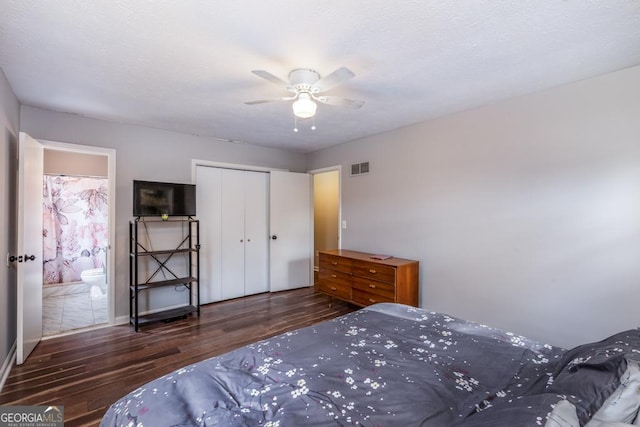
(101, 303, 640, 426)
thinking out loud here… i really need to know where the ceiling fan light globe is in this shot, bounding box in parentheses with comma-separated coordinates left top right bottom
(292, 94, 317, 118)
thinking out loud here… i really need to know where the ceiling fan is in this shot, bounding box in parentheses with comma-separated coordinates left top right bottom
(244, 67, 364, 119)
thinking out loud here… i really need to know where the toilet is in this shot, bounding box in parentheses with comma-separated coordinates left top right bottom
(80, 268, 106, 298)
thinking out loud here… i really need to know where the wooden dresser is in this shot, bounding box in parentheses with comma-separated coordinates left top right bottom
(317, 249, 419, 307)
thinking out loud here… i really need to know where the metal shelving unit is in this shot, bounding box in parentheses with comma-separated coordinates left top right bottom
(129, 217, 200, 331)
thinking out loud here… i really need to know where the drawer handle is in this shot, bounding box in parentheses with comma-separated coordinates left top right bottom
(330, 286, 337, 291)
(331, 261, 338, 265)
(368, 298, 376, 303)
(368, 284, 376, 289)
(369, 269, 376, 274)
(331, 274, 337, 278)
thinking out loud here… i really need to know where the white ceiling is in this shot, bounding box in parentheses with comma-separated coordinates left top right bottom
(1, 1, 640, 153)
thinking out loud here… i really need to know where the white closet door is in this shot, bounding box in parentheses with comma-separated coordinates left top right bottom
(221, 169, 246, 300)
(198, 167, 308, 302)
(269, 171, 312, 292)
(195, 166, 222, 304)
(244, 171, 269, 296)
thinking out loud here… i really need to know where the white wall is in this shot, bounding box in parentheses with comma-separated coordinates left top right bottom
(0, 68, 20, 380)
(20, 106, 307, 320)
(308, 65, 640, 348)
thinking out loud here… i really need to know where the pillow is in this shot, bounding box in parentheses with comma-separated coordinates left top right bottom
(546, 399, 580, 427)
(585, 360, 640, 425)
(546, 329, 640, 426)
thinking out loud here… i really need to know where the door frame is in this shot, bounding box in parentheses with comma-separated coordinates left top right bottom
(308, 165, 343, 258)
(39, 139, 117, 327)
(191, 159, 285, 175)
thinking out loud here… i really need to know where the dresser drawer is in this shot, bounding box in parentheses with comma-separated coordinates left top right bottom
(352, 276, 396, 300)
(318, 281, 352, 301)
(352, 288, 395, 306)
(319, 269, 351, 288)
(320, 253, 352, 274)
(352, 261, 396, 284)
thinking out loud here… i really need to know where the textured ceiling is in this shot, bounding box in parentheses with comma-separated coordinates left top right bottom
(1, 1, 640, 153)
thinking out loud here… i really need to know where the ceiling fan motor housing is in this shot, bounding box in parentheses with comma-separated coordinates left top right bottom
(288, 68, 321, 93)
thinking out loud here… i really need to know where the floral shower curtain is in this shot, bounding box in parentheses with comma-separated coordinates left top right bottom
(43, 175, 109, 285)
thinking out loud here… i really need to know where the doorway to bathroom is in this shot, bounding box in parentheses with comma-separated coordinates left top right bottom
(41, 146, 113, 337)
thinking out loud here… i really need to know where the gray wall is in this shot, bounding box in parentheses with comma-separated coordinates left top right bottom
(20, 106, 307, 320)
(0, 69, 20, 375)
(308, 65, 640, 348)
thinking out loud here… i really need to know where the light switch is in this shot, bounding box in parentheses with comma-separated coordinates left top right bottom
(341, 220, 347, 229)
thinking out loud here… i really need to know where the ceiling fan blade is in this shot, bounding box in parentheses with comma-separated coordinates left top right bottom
(314, 67, 355, 92)
(314, 95, 364, 109)
(244, 96, 296, 105)
(251, 70, 290, 87)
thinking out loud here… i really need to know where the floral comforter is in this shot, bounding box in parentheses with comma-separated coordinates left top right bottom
(101, 303, 565, 426)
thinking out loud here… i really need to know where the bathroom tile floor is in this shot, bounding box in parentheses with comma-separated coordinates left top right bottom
(43, 283, 108, 337)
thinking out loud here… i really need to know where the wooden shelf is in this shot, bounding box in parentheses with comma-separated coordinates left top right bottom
(130, 276, 197, 291)
(135, 217, 195, 223)
(132, 248, 196, 256)
(131, 305, 198, 326)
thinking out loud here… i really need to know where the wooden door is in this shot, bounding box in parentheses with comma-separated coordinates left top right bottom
(196, 167, 311, 300)
(269, 171, 312, 292)
(16, 132, 44, 364)
(195, 166, 222, 304)
(243, 171, 269, 296)
(220, 169, 246, 300)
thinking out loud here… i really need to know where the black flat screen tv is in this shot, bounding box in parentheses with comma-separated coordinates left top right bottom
(133, 180, 196, 217)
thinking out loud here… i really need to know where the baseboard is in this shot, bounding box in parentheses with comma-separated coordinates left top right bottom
(115, 315, 130, 326)
(0, 341, 16, 393)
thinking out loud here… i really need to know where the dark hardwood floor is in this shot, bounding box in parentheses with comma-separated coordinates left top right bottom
(0, 288, 356, 426)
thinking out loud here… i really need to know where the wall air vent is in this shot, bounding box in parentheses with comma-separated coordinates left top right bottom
(350, 161, 370, 176)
